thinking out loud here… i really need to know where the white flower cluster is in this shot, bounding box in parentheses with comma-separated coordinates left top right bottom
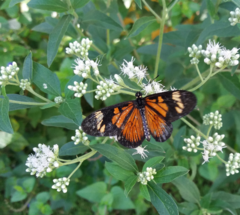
(182, 135, 201, 153)
(203, 110, 222, 130)
(142, 81, 166, 95)
(71, 126, 89, 145)
(120, 57, 147, 81)
(202, 133, 226, 164)
(68, 81, 88, 98)
(52, 177, 70, 193)
(132, 146, 149, 159)
(188, 44, 202, 64)
(0, 62, 19, 85)
(43, 83, 48, 89)
(19, 79, 30, 90)
(229, 8, 240, 26)
(226, 153, 240, 176)
(137, 167, 157, 185)
(73, 58, 100, 78)
(202, 40, 239, 67)
(26, 144, 59, 178)
(54, 96, 64, 104)
(65, 39, 92, 57)
(95, 79, 120, 101)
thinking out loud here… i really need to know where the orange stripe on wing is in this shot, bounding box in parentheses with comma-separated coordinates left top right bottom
(112, 103, 133, 128)
(146, 101, 168, 117)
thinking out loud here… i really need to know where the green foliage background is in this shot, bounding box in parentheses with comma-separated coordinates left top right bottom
(1, 0, 240, 214)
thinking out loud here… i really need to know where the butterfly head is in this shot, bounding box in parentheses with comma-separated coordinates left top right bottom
(135, 92, 142, 98)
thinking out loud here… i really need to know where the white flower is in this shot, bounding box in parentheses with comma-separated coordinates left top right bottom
(68, 81, 88, 98)
(0, 62, 19, 85)
(229, 8, 240, 26)
(52, 177, 70, 193)
(43, 83, 47, 89)
(19, 79, 30, 90)
(202, 40, 222, 65)
(190, 57, 199, 65)
(182, 135, 201, 153)
(90, 59, 100, 76)
(202, 151, 211, 164)
(203, 110, 222, 130)
(170, 86, 177, 91)
(95, 79, 119, 101)
(71, 126, 89, 145)
(142, 81, 166, 95)
(66, 38, 92, 57)
(132, 146, 149, 159)
(188, 44, 202, 58)
(137, 167, 157, 185)
(201, 133, 226, 162)
(25, 144, 59, 178)
(215, 48, 239, 67)
(73, 58, 91, 78)
(226, 153, 240, 176)
(120, 57, 147, 81)
(54, 96, 64, 104)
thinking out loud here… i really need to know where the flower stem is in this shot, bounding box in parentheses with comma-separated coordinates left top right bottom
(154, 0, 167, 77)
(189, 65, 214, 92)
(142, 0, 161, 22)
(206, 125, 213, 138)
(9, 100, 48, 106)
(88, 76, 99, 84)
(27, 87, 52, 103)
(216, 154, 227, 164)
(181, 118, 207, 139)
(68, 161, 82, 179)
(119, 90, 135, 96)
(86, 89, 97, 94)
(167, 0, 179, 11)
(226, 145, 237, 153)
(195, 64, 203, 82)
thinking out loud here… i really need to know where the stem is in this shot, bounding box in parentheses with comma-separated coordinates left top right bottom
(142, 0, 161, 21)
(189, 65, 214, 92)
(68, 161, 82, 179)
(119, 90, 135, 96)
(226, 145, 237, 153)
(86, 89, 97, 94)
(206, 125, 213, 138)
(195, 64, 203, 82)
(216, 154, 227, 164)
(181, 118, 207, 139)
(186, 115, 201, 126)
(154, 0, 167, 77)
(27, 87, 52, 103)
(9, 100, 48, 106)
(66, 0, 78, 19)
(88, 76, 99, 84)
(167, 0, 179, 11)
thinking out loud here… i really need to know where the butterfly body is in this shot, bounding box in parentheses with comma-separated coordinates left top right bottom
(82, 90, 196, 148)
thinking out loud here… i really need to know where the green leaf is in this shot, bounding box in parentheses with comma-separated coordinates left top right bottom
(33, 62, 61, 96)
(231, 65, 238, 75)
(196, 20, 240, 44)
(47, 15, 72, 67)
(124, 175, 138, 195)
(0, 96, 13, 134)
(212, 191, 240, 209)
(134, 0, 142, 9)
(140, 184, 150, 201)
(172, 176, 201, 204)
(22, 52, 33, 80)
(71, 0, 89, 9)
(76, 182, 107, 203)
(207, 0, 215, 18)
(32, 22, 53, 34)
(173, 126, 186, 150)
(91, 144, 138, 172)
(40, 102, 56, 109)
(9, 0, 24, 7)
(82, 10, 122, 31)
(128, 16, 155, 38)
(28, 0, 68, 12)
(218, 73, 240, 100)
(59, 98, 82, 125)
(41, 115, 78, 130)
(22, 177, 35, 193)
(199, 162, 218, 181)
(84, 79, 93, 107)
(142, 156, 164, 172)
(155, 166, 189, 184)
(105, 162, 135, 181)
(65, 75, 83, 98)
(11, 191, 27, 202)
(233, 0, 240, 8)
(111, 186, 135, 210)
(36, 192, 50, 203)
(41, 204, 52, 215)
(59, 141, 88, 156)
(178, 202, 198, 215)
(148, 182, 178, 215)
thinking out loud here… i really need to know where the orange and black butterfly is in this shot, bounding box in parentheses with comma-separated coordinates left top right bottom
(81, 90, 196, 148)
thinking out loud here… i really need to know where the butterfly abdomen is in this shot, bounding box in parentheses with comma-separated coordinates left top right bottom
(139, 107, 151, 141)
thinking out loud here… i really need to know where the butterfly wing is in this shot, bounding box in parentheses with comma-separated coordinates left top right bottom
(82, 101, 145, 147)
(145, 90, 196, 142)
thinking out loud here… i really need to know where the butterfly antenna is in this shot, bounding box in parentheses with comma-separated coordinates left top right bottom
(150, 75, 159, 84)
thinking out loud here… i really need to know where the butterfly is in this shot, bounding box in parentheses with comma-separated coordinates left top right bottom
(81, 90, 196, 148)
